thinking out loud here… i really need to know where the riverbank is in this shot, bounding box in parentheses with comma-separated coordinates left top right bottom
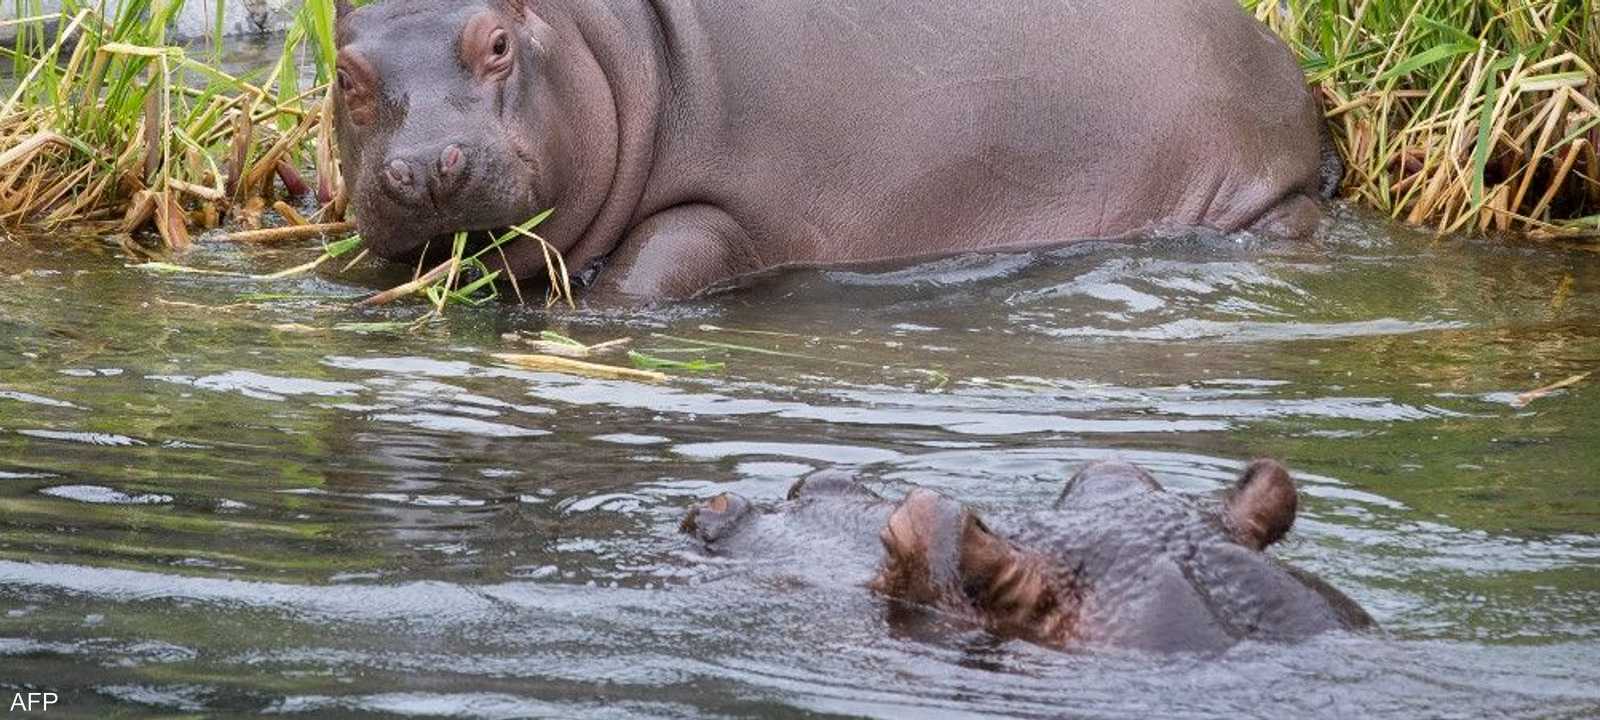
(0, 0, 337, 244)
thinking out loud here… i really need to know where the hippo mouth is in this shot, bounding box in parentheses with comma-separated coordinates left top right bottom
(414, 218, 572, 296)
(360, 217, 534, 268)
(431, 226, 515, 255)
(352, 164, 550, 257)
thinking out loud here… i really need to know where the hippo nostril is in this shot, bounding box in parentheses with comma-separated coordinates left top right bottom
(439, 144, 463, 176)
(680, 492, 753, 545)
(384, 159, 414, 188)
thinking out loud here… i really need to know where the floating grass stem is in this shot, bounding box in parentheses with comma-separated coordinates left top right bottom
(628, 351, 725, 373)
(492, 353, 669, 383)
(500, 331, 632, 358)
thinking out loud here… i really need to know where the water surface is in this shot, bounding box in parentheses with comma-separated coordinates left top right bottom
(1, 207, 1597, 717)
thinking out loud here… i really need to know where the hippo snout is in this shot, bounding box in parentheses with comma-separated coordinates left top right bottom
(681, 492, 756, 546)
(377, 143, 471, 208)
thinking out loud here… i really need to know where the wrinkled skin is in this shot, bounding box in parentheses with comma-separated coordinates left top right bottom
(333, 0, 1336, 303)
(680, 470, 895, 586)
(683, 460, 1373, 653)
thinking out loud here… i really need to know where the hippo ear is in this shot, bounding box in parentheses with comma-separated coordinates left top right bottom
(334, 0, 358, 42)
(1222, 459, 1298, 550)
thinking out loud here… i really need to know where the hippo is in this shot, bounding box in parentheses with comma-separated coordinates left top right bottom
(681, 460, 1373, 653)
(332, 0, 1337, 303)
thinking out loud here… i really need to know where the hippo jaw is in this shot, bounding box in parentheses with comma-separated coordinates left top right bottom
(333, 0, 573, 266)
(870, 489, 1080, 648)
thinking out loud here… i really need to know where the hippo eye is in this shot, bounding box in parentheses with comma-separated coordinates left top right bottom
(490, 31, 509, 58)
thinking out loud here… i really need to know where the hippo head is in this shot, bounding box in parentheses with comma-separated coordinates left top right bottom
(680, 471, 896, 569)
(333, 0, 593, 264)
(870, 460, 1360, 651)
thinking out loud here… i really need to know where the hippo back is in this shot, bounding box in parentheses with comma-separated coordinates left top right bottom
(1006, 490, 1371, 652)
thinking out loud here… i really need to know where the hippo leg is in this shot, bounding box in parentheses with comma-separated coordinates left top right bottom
(590, 204, 754, 301)
(1247, 193, 1324, 239)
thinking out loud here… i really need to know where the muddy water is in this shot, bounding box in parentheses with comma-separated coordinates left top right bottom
(0, 207, 1597, 717)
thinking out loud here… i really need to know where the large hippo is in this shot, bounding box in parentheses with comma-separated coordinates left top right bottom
(332, 0, 1336, 302)
(681, 460, 1373, 653)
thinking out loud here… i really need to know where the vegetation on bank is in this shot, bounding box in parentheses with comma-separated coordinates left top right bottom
(0, 0, 579, 308)
(1, 0, 341, 242)
(0, 0, 1595, 294)
(1245, 0, 1599, 237)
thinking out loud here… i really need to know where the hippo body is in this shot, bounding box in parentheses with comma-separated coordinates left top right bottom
(683, 461, 1373, 654)
(334, 0, 1334, 302)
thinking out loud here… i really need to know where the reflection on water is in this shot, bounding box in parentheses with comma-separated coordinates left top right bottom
(1, 206, 1598, 717)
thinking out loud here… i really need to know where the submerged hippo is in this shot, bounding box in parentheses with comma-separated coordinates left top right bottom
(682, 460, 1373, 653)
(333, 0, 1336, 302)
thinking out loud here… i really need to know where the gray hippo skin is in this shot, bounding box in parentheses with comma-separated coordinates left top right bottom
(682, 460, 1373, 653)
(333, 0, 1334, 303)
(681, 470, 895, 585)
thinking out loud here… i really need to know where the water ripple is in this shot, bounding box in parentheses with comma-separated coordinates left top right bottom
(39, 485, 173, 505)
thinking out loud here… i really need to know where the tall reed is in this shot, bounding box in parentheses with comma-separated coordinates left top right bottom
(0, 0, 341, 247)
(1245, 0, 1599, 237)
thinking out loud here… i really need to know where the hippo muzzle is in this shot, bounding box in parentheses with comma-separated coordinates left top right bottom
(333, 0, 561, 264)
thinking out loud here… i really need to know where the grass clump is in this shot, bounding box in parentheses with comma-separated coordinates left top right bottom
(0, 0, 345, 247)
(354, 208, 572, 314)
(1244, 0, 1600, 237)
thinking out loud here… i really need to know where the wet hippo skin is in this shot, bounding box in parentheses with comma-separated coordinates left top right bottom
(332, 0, 1337, 303)
(682, 460, 1374, 653)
